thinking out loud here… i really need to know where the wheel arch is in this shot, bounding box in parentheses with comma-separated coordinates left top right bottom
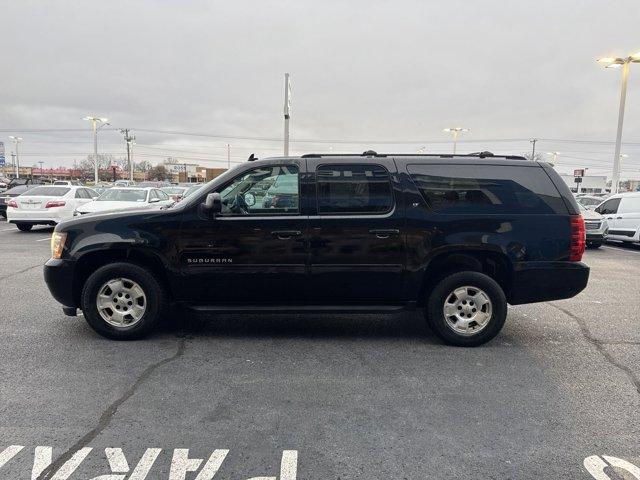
(72, 248, 174, 307)
(416, 249, 513, 306)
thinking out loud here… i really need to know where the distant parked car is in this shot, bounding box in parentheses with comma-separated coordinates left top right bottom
(75, 187, 174, 215)
(6, 185, 98, 230)
(595, 192, 640, 244)
(0, 185, 36, 218)
(161, 186, 188, 202)
(578, 204, 607, 248)
(114, 180, 136, 187)
(576, 195, 605, 210)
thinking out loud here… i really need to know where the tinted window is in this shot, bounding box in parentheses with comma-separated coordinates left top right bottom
(219, 165, 299, 215)
(316, 164, 393, 214)
(75, 189, 86, 199)
(595, 198, 620, 215)
(618, 196, 640, 213)
(98, 189, 148, 202)
(156, 190, 170, 200)
(22, 187, 70, 197)
(408, 165, 566, 214)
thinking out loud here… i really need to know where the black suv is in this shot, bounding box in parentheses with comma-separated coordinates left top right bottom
(44, 152, 589, 346)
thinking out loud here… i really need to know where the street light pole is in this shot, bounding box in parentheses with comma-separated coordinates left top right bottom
(284, 73, 291, 157)
(120, 129, 135, 181)
(38, 161, 44, 179)
(8, 136, 23, 178)
(611, 61, 630, 194)
(443, 128, 469, 155)
(83, 116, 108, 184)
(596, 51, 640, 193)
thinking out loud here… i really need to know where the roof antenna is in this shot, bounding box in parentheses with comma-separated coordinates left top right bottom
(247, 154, 257, 162)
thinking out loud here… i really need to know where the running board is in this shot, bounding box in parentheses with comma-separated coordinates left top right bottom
(186, 304, 413, 314)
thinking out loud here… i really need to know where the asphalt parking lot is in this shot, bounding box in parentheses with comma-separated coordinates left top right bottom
(0, 220, 638, 479)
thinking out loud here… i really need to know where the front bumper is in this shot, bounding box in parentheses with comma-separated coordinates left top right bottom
(586, 232, 605, 242)
(44, 258, 78, 308)
(509, 261, 590, 305)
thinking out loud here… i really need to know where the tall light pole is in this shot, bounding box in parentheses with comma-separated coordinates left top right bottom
(530, 138, 538, 161)
(38, 161, 44, 179)
(226, 143, 231, 169)
(546, 151, 561, 164)
(443, 127, 469, 155)
(596, 51, 640, 193)
(283, 73, 291, 157)
(8, 136, 23, 178)
(83, 116, 108, 184)
(120, 129, 135, 181)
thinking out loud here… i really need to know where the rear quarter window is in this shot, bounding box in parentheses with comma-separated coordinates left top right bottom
(407, 164, 566, 215)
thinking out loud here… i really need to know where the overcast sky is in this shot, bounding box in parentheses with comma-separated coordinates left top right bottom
(1, 0, 640, 177)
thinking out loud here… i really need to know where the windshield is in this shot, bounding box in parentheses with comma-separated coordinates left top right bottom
(22, 186, 70, 197)
(97, 189, 148, 202)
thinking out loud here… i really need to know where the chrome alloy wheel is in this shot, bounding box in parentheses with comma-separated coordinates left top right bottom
(443, 286, 493, 336)
(96, 278, 147, 328)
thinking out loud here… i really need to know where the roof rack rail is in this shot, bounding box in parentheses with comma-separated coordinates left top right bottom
(301, 152, 527, 160)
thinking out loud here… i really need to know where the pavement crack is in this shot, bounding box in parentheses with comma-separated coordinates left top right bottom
(0, 263, 43, 281)
(550, 303, 640, 395)
(36, 334, 189, 480)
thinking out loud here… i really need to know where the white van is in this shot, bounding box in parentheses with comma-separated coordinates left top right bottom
(595, 192, 640, 243)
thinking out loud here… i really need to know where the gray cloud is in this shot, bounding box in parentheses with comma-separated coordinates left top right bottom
(1, 0, 639, 175)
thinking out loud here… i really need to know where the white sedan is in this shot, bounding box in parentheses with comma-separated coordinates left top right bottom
(75, 187, 174, 216)
(7, 185, 98, 231)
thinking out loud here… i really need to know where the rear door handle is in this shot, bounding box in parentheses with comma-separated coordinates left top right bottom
(616, 216, 622, 219)
(271, 230, 302, 240)
(369, 229, 400, 239)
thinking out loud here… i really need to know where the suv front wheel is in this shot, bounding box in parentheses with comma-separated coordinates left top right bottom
(81, 262, 167, 340)
(426, 271, 507, 347)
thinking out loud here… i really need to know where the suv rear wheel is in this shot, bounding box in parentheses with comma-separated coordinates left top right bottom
(426, 271, 507, 347)
(81, 262, 167, 340)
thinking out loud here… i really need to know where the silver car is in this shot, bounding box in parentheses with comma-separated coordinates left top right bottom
(579, 203, 607, 248)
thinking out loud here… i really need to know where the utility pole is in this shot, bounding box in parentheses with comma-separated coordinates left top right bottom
(283, 73, 291, 157)
(11, 153, 16, 176)
(38, 161, 44, 179)
(530, 138, 538, 161)
(120, 129, 135, 181)
(226, 143, 231, 169)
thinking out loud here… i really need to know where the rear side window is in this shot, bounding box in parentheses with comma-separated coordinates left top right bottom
(595, 198, 620, 215)
(316, 164, 393, 214)
(22, 187, 70, 197)
(408, 165, 566, 214)
(618, 197, 640, 214)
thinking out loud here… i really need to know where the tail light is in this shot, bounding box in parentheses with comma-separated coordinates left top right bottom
(45, 200, 66, 208)
(569, 215, 586, 261)
(7, 200, 18, 208)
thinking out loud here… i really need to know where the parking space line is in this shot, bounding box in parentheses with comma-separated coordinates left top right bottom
(36, 237, 51, 242)
(1, 228, 16, 232)
(602, 245, 640, 255)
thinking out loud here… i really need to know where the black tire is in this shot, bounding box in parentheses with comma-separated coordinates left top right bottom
(81, 262, 167, 340)
(587, 241, 602, 249)
(425, 271, 507, 347)
(16, 223, 33, 232)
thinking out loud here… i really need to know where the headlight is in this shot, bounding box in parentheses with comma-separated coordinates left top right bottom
(50, 232, 68, 259)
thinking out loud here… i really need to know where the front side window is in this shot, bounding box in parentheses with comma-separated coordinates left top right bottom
(316, 164, 393, 214)
(218, 165, 299, 215)
(595, 198, 620, 215)
(408, 165, 566, 214)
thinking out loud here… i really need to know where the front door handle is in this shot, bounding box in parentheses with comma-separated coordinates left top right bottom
(616, 216, 622, 219)
(369, 228, 400, 239)
(271, 230, 302, 240)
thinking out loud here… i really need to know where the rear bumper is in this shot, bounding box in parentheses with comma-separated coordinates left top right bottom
(44, 258, 78, 308)
(509, 261, 590, 305)
(7, 208, 70, 224)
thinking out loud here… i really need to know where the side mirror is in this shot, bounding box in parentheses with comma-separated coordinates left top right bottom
(203, 192, 222, 215)
(149, 197, 160, 203)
